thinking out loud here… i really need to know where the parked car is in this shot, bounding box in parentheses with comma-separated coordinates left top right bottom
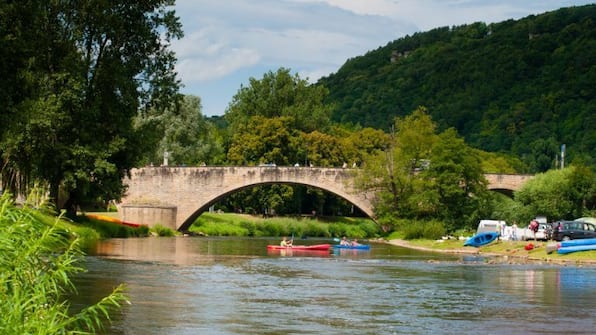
(521, 223, 551, 241)
(552, 220, 596, 241)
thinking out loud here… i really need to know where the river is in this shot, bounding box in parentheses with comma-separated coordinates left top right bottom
(71, 237, 596, 335)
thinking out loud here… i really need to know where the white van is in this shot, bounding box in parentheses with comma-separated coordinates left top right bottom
(476, 220, 506, 234)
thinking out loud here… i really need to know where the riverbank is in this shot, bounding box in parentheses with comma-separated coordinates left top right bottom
(386, 238, 596, 266)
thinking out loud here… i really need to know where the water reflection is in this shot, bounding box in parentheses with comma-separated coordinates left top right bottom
(71, 237, 596, 335)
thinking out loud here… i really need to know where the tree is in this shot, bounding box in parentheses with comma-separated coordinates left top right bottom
(0, 1, 182, 215)
(515, 165, 595, 221)
(356, 108, 438, 224)
(318, 5, 596, 169)
(356, 108, 489, 231)
(227, 116, 299, 166)
(225, 68, 333, 134)
(527, 137, 559, 172)
(300, 131, 349, 168)
(422, 128, 489, 229)
(135, 95, 225, 166)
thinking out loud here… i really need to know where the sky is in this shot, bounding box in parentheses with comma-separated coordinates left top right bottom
(171, 0, 594, 116)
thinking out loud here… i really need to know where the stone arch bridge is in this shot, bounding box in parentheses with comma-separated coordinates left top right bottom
(119, 167, 532, 231)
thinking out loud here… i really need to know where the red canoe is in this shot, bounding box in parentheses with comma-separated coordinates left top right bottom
(85, 213, 142, 228)
(266, 244, 331, 251)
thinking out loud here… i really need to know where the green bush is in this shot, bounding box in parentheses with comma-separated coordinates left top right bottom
(402, 220, 446, 240)
(188, 213, 379, 238)
(194, 221, 249, 236)
(0, 193, 127, 334)
(151, 224, 176, 237)
(423, 220, 446, 240)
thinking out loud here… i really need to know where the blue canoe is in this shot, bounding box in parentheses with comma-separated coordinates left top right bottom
(560, 238, 596, 247)
(557, 244, 596, 254)
(333, 244, 371, 250)
(463, 232, 499, 247)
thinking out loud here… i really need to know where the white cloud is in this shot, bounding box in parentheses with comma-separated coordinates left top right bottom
(176, 48, 261, 83)
(172, 29, 261, 83)
(294, 0, 401, 17)
(172, 0, 409, 85)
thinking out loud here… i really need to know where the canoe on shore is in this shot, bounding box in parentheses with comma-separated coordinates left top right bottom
(463, 232, 499, 247)
(546, 238, 596, 254)
(557, 244, 596, 254)
(560, 238, 596, 247)
(84, 213, 142, 228)
(333, 244, 371, 250)
(266, 244, 331, 251)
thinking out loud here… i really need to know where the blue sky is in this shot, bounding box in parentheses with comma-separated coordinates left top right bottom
(171, 0, 594, 116)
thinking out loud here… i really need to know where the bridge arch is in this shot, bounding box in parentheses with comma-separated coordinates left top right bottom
(484, 173, 534, 198)
(120, 167, 532, 231)
(120, 166, 375, 231)
(178, 180, 372, 232)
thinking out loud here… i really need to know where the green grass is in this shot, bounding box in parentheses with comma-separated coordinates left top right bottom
(396, 238, 596, 263)
(75, 214, 150, 239)
(189, 213, 381, 238)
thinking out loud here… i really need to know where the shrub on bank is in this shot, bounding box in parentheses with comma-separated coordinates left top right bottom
(0, 193, 127, 334)
(190, 213, 380, 238)
(402, 220, 446, 240)
(151, 224, 176, 237)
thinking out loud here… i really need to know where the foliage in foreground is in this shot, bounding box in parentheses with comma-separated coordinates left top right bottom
(189, 213, 381, 239)
(0, 193, 128, 334)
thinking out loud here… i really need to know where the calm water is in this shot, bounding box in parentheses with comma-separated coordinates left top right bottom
(72, 237, 596, 335)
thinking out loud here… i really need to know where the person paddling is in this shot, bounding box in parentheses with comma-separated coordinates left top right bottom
(280, 236, 293, 247)
(340, 236, 350, 246)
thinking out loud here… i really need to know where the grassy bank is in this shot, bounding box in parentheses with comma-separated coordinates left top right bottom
(388, 238, 596, 265)
(190, 213, 380, 238)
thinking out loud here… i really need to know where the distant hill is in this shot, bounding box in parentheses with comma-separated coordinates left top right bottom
(317, 5, 595, 171)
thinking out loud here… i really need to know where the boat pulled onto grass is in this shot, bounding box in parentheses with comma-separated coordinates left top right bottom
(463, 232, 500, 247)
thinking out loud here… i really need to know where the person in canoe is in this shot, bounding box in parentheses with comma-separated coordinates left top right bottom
(280, 236, 293, 247)
(340, 236, 350, 246)
(351, 238, 360, 246)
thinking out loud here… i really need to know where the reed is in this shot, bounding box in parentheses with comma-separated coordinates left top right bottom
(0, 192, 128, 334)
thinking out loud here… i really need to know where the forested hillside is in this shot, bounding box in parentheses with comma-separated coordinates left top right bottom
(318, 5, 595, 172)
